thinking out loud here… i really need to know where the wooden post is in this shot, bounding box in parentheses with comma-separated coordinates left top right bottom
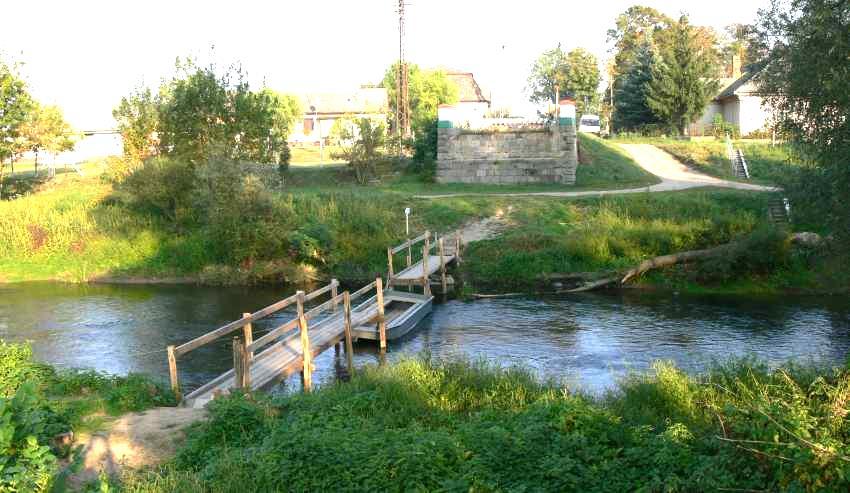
(343, 291, 354, 375)
(387, 247, 394, 288)
(233, 337, 246, 391)
(422, 240, 431, 297)
(242, 313, 253, 361)
(376, 277, 387, 351)
(167, 345, 181, 402)
(406, 237, 412, 268)
(456, 233, 462, 264)
(299, 314, 312, 392)
(331, 279, 339, 313)
(438, 237, 447, 293)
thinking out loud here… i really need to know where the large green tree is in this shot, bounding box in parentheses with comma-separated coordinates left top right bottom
(645, 16, 720, 134)
(607, 6, 672, 71)
(0, 59, 34, 195)
(382, 63, 458, 137)
(612, 42, 661, 131)
(527, 46, 601, 115)
(755, 0, 850, 236)
(21, 104, 76, 175)
(115, 60, 293, 167)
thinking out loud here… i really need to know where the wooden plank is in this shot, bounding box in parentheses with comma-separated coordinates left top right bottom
(249, 293, 299, 321)
(174, 317, 249, 357)
(376, 277, 387, 350)
(390, 232, 429, 254)
(246, 318, 299, 354)
(331, 279, 338, 313)
(304, 280, 338, 303)
(233, 337, 246, 390)
(343, 291, 354, 375)
(350, 281, 377, 301)
(304, 292, 346, 321)
(167, 345, 181, 401)
(299, 315, 312, 392)
(242, 313, 253, 361)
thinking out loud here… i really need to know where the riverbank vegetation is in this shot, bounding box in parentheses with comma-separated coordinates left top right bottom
(97, 355, 850, 492)
(0, 342, 174, 491)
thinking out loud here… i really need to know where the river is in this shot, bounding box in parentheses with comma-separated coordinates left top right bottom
(1, 282, 848, 394)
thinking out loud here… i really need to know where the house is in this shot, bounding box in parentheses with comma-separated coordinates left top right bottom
(289, 87, 388, 145)
(696, 56, 772, 136)
(445, 71, 491, 122)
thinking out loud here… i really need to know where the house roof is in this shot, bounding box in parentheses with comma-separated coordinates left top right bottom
(300, 88, 388, 115)
(446, 72, 490, 104)
(715, 64, 765, 100)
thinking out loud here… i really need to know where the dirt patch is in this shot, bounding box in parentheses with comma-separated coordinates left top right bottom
(455, 206, 514, 244)
(69, 406, 205, 486)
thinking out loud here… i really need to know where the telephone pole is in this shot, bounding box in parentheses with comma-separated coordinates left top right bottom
(397, 0, 411, 155)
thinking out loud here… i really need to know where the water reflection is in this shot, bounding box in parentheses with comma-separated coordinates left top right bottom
(1, 283, 848, 394)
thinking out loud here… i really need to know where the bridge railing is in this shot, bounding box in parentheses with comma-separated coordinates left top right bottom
(387, 231, 461, 294)
(167, 279, 339, 401)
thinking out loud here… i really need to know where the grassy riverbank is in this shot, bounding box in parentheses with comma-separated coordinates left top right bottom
(101, 355, 850, 492)
(0, 342, 175, 491)
(0, 135, 827, 293)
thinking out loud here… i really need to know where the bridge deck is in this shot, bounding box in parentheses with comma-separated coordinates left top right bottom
(392, 254, 456, 283)
(184, 303, 379, 408)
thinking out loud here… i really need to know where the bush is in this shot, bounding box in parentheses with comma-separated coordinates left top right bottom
(0, 383, 61, 492)
(0, 342, 53, 397)
(120, 157, 196, 222)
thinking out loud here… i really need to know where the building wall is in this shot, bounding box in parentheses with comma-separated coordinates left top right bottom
(737, 95, 771, 136)
(436, 124, 578, 184)
(697, 102, 723, 126)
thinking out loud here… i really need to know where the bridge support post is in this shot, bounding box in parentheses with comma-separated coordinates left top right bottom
(439, 237, 447, 293)
(242, 313, 253, 361)
(343, 291, 354, 375)
(233, 337, 250, 391)
(167, 345, 181, 402)
(376, 277, 387, 351)
(387, 248, 395, 289)
(422, 237, 431, 297)
(296, 291, 313, 392)
(331, 279, 339, 313)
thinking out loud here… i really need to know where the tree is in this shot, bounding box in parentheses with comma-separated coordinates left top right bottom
(0, 59, 34, 196)
(382, 63, 458, 138)
(607, 6, 673, 70)
(527, 46, 601, 115)
(337, 118, 386, 184)
(645, 16, 720, 134)
(114, 59, 291, 168)
(21, 104, 75, 175)
(113, 86, 160, 165)
(612, 42, 661, 131)
(755, 0, 850, 236)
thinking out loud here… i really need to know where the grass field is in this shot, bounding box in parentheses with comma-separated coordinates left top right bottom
(107, 356, 850, 492)
(0, 135, 814, 291)
(289, 145, 345, 165)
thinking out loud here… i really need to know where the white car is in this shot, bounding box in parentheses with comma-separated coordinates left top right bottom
(579, 114, 601, 134)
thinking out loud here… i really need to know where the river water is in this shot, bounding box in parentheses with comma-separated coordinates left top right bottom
(1, 282, 848, 394)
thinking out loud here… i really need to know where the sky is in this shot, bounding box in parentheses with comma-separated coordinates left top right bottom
(1, 0, 766, 129)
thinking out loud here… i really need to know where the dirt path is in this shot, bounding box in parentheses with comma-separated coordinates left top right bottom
(454, 206, 514, 243)
(418, 144, 777, 199)
(69, 407, 205, 486)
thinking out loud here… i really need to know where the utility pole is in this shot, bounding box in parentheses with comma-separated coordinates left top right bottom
(396, 0, 411, 157)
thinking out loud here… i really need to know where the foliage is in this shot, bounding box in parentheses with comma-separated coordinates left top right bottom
(0, 383, 59, 493)
(195, 159, 285, 266)
(122, 356, 850, 492)
(112, 86, 159, 168)
(755, 0, 850, 239)
(527, 46, 601, 116)
(0, 342, 52, 398)
(114, 59, 292, 167)
(19, 103, 76, 174)
(607, 5, 673, 72)
(335, 118, 387, 185)
(119, 157, 196, 222)
(382, 63, 458, 137)
(711, 114, 740, 139)
(645, 15, 721, 135)
(464, 190, 772, 288)
(0, 58, 34, 163)
(612, 41, 661, 131)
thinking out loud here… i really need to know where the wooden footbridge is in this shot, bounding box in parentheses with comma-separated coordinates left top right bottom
(166, 231, 460, 407)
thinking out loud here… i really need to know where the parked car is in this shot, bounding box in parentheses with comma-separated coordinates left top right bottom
(579, 114, 601, 134)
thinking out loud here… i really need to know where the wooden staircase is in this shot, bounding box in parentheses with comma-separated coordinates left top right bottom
(768, 197, 791, 226)
(726, 138, 750, 179)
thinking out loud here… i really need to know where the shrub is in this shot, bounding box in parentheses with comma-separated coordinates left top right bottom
(0, 342, 53, 397)
(0, 383, 60, 492)
(120, 157, 196, 222)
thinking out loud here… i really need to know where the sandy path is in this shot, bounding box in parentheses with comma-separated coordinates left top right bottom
(418, 144, 777, 199)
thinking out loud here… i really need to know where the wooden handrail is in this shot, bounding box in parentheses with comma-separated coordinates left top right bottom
(245, 318, 300, 354)
(304, 292, 347, 321)
(390, 232, 430, 254)
(350, 280, 377, 301)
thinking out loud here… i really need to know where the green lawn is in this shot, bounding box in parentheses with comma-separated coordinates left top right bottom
(289, 145, 345, 165)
